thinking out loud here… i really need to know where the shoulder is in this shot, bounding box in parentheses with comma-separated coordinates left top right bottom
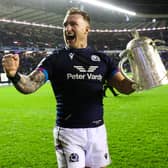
(37, 48, 63, 66)
(43, 48, 67, 61)
(93, 50, 113, 64)
(52, 47, 66, 55)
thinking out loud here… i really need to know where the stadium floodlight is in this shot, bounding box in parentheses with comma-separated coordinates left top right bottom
(77, 0, 136, 16)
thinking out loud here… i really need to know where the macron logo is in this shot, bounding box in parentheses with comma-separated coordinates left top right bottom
(73, 66, 98, 73)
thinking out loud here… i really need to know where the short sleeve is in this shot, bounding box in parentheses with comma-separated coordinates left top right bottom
(36, 55, 53, 81)
(104, 54, 119, 80)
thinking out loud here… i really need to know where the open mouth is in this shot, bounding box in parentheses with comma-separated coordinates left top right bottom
(66, 33, 76, 41)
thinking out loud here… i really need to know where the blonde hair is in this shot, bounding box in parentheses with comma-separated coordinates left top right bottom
(65, 8, 90, 25)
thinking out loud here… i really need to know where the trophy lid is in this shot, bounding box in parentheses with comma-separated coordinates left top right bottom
(127, 32, 153, 50)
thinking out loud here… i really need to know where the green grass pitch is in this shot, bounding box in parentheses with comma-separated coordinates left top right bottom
(0, 83, 168, 168)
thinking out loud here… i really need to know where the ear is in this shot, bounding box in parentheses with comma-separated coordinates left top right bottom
(85, 25, 90, 34)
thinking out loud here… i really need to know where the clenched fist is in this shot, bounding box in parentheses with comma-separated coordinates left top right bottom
(2, 54, 20, 77)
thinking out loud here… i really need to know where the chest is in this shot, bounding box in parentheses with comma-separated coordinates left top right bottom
(52, 53, 107, 82)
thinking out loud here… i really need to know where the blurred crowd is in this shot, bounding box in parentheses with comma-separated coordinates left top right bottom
(1, 24, 168, 51)
(1, 24, 168, 79)
(0, 24, 62, 49)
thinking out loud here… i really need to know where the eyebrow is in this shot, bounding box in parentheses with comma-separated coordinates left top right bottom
(63, 21, 77, 27)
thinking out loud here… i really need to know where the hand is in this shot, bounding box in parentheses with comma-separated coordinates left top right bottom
(2, 54, 20, 77)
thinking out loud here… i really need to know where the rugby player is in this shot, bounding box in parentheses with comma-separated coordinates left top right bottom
(2, 8, 135, 168)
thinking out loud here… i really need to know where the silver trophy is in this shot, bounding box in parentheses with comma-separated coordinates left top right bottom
(119, 31, 168, 90)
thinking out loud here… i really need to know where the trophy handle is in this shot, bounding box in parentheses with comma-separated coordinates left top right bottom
(118, 50, 134, 83)
(157, 45, 168, 51)
(119, 50, 142, 91)
(153, 39, 168, 51)
(154, 39, 166, 45)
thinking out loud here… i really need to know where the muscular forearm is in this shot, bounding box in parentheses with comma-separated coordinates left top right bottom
(9, 70, 46, 94)
(108, 72, 135, 95)
(114, 78, 135, 95)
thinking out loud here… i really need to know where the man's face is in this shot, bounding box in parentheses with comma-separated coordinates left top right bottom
(63, 14, 90, 48)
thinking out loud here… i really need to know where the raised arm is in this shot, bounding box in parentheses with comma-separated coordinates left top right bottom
(2, 54, 46, 94)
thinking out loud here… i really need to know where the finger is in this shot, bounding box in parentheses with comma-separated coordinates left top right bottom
(2, 55, 12, 63)
(3, 54, 14, 58)
(3, 54, 18, 59)
(2, 54, 18, 61)
(2, 56, 15, 67)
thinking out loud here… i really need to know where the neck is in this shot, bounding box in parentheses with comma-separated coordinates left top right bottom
(78, 42, 87, 48)
(67, 42, 88, 49)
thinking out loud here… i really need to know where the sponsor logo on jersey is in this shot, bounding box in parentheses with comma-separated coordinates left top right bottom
(73, 65, 98, 72)
(67, 65, 102, 81)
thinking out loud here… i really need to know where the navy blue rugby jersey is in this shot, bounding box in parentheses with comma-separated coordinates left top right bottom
(38, 47, 118, 128)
